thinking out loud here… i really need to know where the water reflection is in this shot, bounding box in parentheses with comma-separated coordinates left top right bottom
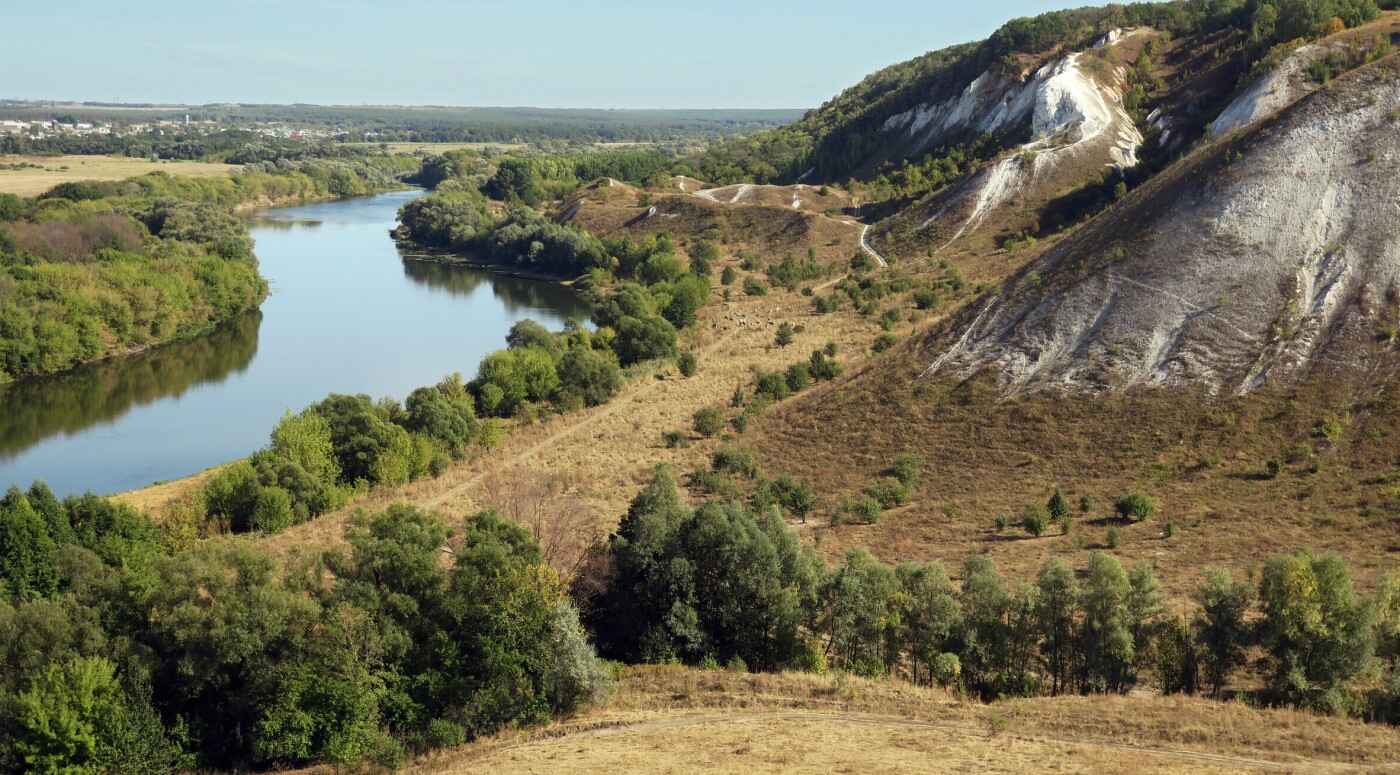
(0, 312, 261, 460)
(0, 189, 589, 496)
(400, 258, 593, 319)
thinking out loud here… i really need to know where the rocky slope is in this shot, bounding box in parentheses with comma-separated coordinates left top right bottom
(871, 29, 1150, 254)
(921, 54, 1400, 395)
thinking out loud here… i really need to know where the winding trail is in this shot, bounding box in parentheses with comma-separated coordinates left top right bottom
(859, 224, 890, 267)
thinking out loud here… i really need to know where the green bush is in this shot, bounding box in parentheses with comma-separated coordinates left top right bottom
(711, 446, 758, 478)
(693, 407, 725, 437)
(742, 277, 768, 296)
(1114, 493, 1157, 522)
(1022, 505, 1048, 537)
(785, 362, 812, 392)
(677, 351, 698, 377)
(865, 478, 910, 508)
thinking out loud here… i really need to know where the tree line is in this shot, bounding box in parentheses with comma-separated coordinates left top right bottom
(0, 156, 416, 383)
(577, 466, 1400, 718)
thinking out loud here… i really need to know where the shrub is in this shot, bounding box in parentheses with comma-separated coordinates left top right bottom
(677, 351, 698, 377)
(889, 453, 922, 488)
(730, 413, 748, 433)
(1114, 493, 1156, 522)
(1047, 488, 1068, 521)
(775, 322, 795, 347)
(693, 407, 725, 437)
(865, 478, 910, 508)
(846, 495, 882, 524)
(808, 350, 841, 381)
(1106, 527, 1121, 548)
(755, 371, 791, 402)
(1022, 505, 1048, 537)
(662, 430, 688, 448)
(742, 277, 768, 296)
(872, 333, 898, 353)
(251, 486, 295, 533)
(720, 266, 737, 285)
(785, 362, 812, 392)
(556, 347, 623, 406)
(913, 288, 939, 309)
(712, 446, 758, 478)
(932, 653, 961, 687)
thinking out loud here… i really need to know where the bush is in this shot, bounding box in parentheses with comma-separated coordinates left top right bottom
(1114, 493, 1156, 522)
(693, 407, 725, 437)
(720, 266, 737, 285)
(932, 653, 962, 687)
(846, 494, 883, 524)
(775, 322, 795, 347)
(784, 362, 812, 392)
(662, 430, 688, 448)
(755, 371, 792, 402)
(865, 478, 910, 508)
(557, 347, 623, 406)
(889, 453, 922, 488)
(712, 446, 758, 478)
(677, 351, 698, 377)
(1022, 505, 1049, 537)
(742, 277, 768, 296)
(872, 333, 898, 353)
(809, 350, 842, 381)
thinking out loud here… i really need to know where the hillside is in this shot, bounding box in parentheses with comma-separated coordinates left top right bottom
(417, 666, 1400, 774)
(924, 51, 1400, 395)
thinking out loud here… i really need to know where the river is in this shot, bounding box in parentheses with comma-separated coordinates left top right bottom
(0, 190, 591, 497)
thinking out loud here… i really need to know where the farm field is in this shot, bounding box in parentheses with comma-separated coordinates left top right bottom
(0, 154, 236, 196)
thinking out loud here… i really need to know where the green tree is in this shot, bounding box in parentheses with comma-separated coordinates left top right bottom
(775, 322, 795, 348)
(556, 347, 623, 407)
(1257, 552, 1374, 713)
(1078, 552, 1136, 693)
(1193, 569, 1252, 697)
(0, 487, 60, 599)
(13, 656, 124, 774)
(1035, 559, 1078, 695)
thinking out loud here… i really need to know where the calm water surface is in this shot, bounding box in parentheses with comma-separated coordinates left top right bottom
(0, 190, 590, 496)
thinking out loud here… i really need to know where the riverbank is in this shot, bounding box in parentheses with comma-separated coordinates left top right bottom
(0, 190, 593, 497)
(397, 246, 584, 286)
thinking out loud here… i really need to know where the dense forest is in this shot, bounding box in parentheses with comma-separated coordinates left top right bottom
(0, 155, 416, 383)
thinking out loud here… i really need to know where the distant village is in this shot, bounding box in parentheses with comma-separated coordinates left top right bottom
(0, 114, 350, 142)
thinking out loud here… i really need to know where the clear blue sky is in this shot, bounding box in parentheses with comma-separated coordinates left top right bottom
(7, 1, 1086, 108)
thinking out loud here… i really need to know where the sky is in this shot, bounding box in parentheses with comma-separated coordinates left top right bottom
(6, 1, 1089, 109)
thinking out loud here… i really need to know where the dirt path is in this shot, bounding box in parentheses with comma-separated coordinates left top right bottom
(859, 224, 890, 267)
(439, 709, 1348, 773)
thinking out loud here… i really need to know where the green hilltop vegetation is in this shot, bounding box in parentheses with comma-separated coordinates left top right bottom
(0, 154, 417, 383)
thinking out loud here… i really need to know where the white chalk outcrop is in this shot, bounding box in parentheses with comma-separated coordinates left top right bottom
(880, 32, 1146, 249)
(1210, 44, 1322, 137)
(923, 57, 1400, 395)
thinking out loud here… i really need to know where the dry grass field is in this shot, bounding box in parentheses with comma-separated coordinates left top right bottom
(0, 154, 236, 196)
(386, 666, 1400, 774)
